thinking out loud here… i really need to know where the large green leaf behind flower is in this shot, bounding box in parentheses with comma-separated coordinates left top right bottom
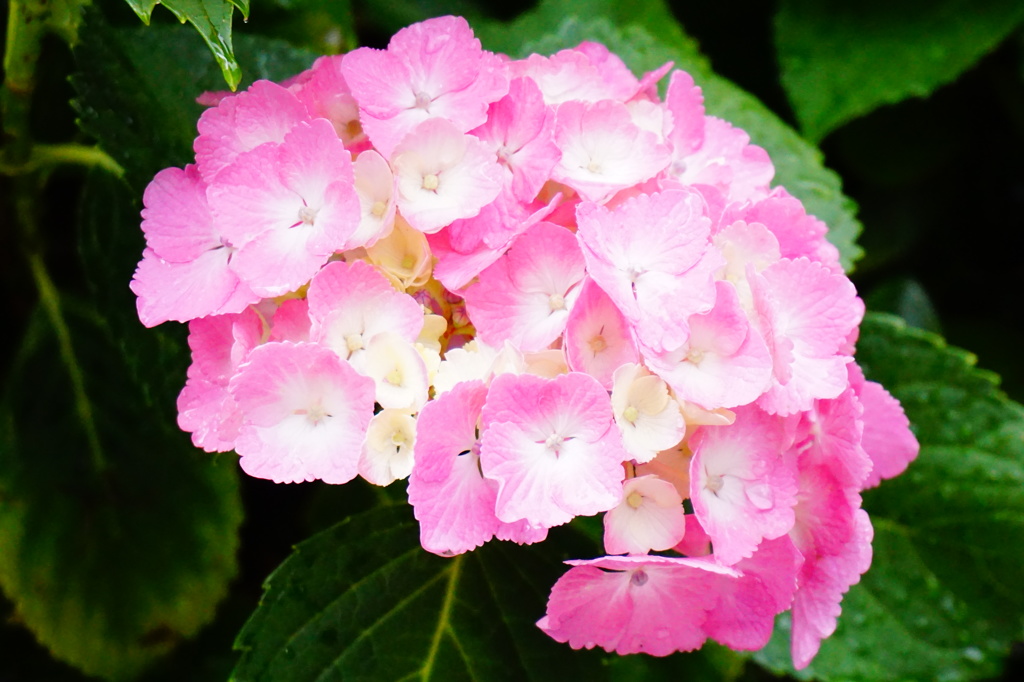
(231, 505, 609, 681)
(775, 0, 1024, 142)
(0, 13, 321, 679)
(755, 313, 1024, 681)
(230, 503, 743, 681)
(0, 299, 243, 680)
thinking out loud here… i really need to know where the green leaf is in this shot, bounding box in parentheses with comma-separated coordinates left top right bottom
(122, 0, 251, 88)
(755, 313, 1024, 680)
(232, 505, 610, 681)
(475, 0, 863, 270)
(72, 15, 317, 192)
(775, 0, 1024, 142)
(45, 0, 92, 44)
(0, 300, 243, 680)
(257, 0, 358, 54)
(77, 168, 193, 422)
(864, 277, 942, 334)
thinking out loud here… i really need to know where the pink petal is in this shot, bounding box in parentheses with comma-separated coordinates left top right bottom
(463, 222, 585, 351)
(307, 260, 424, 360)
(472, 77, 561, 203)
(195, 80, 310, 179)
(230, 342, 375, 484)
(602, 475, 686, 555)
(753, 258, 863, 416)
(665, 70, 705, 158)
(409, 380, 545, 554)
(209, 119, 360, 296)
(564, 278, 639, 388)
(576, 189, 716, 343)
(689, 405, 798, 565)
(552, 99, 671, 202)
(644, 280, 772, 409)
(538, 554, 737, 656)
(177, 377, 241, 452)
(130, 247, 258, 327)
(791, 507, 873, 669)
(140, 165, 218, 262)
(849, 364, 919, 488)
(391, 117, 503, 233)
(703, 535, 802, 650)
(479, 372, 626, 528)
(291, 54, 367, 149)
(342, 16, 508, 158)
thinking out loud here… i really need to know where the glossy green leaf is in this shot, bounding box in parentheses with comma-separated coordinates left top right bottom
(776, 0, 1024, 142)
(124, 0, 249, 22)
(232, 505, 610, 681)
(754, 313, 1024, 680)
(476, 0, 863, 270)
(0, 300, 243, 680)
(122, 0, 251, 88)
(72, 17, 317, 192)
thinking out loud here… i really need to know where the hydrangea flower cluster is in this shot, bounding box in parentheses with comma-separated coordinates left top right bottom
(131, 16, 919, 668)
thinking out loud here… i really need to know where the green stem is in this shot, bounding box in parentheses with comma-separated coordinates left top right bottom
(1, 143, 125, 176)
(2, 0, 48, 167)
(17, 180, 109, 475)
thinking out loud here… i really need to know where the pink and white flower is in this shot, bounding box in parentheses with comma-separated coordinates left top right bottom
(480, 372, 628, 529)
(131, 16, 920, 668)
(341, 15, 509, 158)
(689, 405, 798, 565)
(464, 221, 586, 351)
(207, 119, 361, 297)
(230, 342, 375, 484)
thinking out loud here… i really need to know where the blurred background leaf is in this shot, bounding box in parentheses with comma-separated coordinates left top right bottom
(775, 0, 1024, 142)
(0, 296, 243, 679)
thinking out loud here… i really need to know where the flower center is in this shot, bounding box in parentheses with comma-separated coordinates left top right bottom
(422, 173, 440, 191)
(345, 119, 363, 140)
(626, 265, 645, 282)
(295, 404, 330, 425)
(345, 333, 364, 353)
(371, 200, 387, 217)
(548, 293, 566, 311)
(626, 491, 644, 509)
(298, 206, 318, 225)
(623, 405, 640, 424)
(705, 473, 724, 494)
(414, 91, 432, 111)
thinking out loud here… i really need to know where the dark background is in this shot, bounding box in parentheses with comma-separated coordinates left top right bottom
(2, 0, 1022, 679)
